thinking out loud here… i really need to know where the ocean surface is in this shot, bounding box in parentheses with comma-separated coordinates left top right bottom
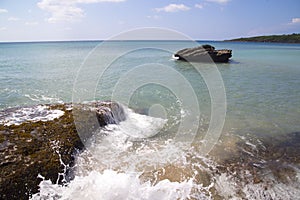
(1, 40, 300, 199)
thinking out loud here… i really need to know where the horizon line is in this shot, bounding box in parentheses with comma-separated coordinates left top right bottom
(0, 39, 226, 44)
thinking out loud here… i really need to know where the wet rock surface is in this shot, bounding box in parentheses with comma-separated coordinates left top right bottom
(210, 132, 300, 198)
(0, 101, 125, 200)
(174, 44, 232, 63)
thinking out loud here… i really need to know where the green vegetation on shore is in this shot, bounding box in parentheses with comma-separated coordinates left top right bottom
(227, 33, 300, 43)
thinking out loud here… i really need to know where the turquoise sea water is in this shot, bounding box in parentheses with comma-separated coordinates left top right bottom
(1, 41, 300, 199)
(1, 41, 300, 135)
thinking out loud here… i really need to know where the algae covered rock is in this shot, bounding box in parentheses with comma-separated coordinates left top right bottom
(0, 101, 126, 200)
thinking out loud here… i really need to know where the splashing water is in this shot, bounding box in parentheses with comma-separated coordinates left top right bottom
(30, 105, 300, 200)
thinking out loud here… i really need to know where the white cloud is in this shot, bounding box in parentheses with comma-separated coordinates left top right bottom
(205, 0, 230, 4)
(38, 1, 84, 23)
(8, 17, 20, 21)
(0, 8, 8, 13)
(155, 4, 190, 12)
(25, 22, 39, 26)
(289, 18, 300, 25)
(147, 15, 160, 20)
(37, 0, 125, 23)
(195, 4, 204, 9)
(76, 0, 124, 2)
(0, 27, 7, 31)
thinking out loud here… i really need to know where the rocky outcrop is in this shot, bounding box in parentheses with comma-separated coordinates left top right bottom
(0, 101, 126, 200)
(174, 44, 232, 63)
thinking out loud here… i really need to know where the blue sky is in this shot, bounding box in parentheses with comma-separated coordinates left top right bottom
(0, 0, 300, 41)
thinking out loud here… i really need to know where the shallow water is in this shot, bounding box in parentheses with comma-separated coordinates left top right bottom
(1, 40, 300, 199)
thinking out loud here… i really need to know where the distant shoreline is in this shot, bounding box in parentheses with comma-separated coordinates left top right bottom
(226, 33, 300, 44)
(1, 34, 300, 44)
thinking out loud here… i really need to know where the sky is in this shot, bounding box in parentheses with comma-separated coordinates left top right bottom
(0, 0, 300, 42)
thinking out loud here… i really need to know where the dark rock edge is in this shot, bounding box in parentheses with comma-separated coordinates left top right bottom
(174, 44, 232, 63)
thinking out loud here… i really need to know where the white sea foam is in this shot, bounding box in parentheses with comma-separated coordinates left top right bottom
(242, 182, 300, 200)
(31, 170, 193, 200)
(118, 108, 167, 139)
(31, 107, 197, 200)
(79, 107, 175, 171)
(25, 94, 64, 104)
(0, 105, 64, 126)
